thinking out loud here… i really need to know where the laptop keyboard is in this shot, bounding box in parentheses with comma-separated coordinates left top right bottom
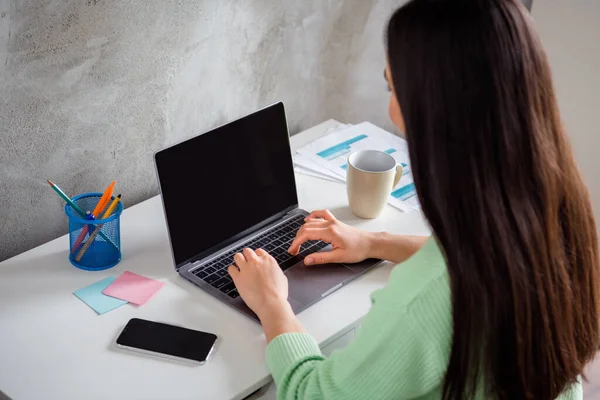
(190, 214, 329, 298)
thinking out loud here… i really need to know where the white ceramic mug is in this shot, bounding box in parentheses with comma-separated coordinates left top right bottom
(346, 150, 403, 219)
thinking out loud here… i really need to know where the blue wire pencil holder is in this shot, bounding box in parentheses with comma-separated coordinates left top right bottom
(65, 192, 123, 271)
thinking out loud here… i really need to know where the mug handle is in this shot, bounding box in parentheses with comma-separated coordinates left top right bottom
(393, 164, 403, 188)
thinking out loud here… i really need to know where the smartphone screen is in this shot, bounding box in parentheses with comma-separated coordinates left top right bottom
(116, 318, 217, 363)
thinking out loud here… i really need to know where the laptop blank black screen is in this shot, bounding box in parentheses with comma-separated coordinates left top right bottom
(155, 103, 298, 266)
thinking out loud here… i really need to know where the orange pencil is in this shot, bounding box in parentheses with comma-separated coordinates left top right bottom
(71, 181, 115, 253)
(93, 181, 115, 217)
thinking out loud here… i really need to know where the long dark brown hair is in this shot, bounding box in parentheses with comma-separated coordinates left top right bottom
(387, 0, 599, 398)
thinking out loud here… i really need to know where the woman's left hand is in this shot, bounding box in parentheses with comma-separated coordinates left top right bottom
(228, 248, 289, 319)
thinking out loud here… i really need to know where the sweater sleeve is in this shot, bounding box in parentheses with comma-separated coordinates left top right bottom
(266, 273, 450, 400)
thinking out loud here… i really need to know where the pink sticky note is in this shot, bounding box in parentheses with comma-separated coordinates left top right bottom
(102, 271, 164, 305)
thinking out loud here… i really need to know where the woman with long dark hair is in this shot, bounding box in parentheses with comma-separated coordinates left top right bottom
(227, 0, 600, 398)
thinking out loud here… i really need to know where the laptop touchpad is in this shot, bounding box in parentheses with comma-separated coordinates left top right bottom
(287, 262, 358, 306)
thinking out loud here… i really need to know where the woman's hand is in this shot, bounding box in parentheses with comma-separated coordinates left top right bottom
(289, 209, 430, 264)
(228, 248, 305, 342)
(288, 209, 373, 265)
(228, 248, 289, 319)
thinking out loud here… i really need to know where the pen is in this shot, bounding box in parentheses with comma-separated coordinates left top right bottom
(75, 195, 122, 262)
(71, 181, 115, 253)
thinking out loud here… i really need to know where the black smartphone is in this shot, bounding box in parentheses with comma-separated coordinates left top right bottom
(116, 318, 218, 364)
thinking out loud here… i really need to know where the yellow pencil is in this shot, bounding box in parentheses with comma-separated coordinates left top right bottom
(98, 193, 121, 219)
(75, 195, 122, 262)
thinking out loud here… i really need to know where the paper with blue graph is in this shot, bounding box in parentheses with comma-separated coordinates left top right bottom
(294, 122, 419, 212)
(293, 124, 353, 183)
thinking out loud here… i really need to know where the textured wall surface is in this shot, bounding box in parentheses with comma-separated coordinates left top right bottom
(0, 0, 402, 261)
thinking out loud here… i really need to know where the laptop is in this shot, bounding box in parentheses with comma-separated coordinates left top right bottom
(154, 102, 381, 321)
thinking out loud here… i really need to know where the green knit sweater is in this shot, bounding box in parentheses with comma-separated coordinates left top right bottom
(266, 238, 582, 399)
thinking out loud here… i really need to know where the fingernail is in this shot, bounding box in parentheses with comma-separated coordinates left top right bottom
(305, 258, 314, 265)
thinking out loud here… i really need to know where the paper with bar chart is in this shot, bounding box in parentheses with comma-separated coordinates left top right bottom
(294, 122, 419, 211)
(293, 124, 351, 183)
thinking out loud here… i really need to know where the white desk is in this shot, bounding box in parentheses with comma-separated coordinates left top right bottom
(0, 120, 430, 400)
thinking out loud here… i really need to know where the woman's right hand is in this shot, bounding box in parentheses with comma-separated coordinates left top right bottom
(287, 210, 373, 265)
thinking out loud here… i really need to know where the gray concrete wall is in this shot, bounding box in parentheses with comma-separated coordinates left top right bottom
(3, 0, 596, 265)
(0, 0, 400, 261)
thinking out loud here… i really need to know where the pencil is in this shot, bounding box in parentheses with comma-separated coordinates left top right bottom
(75, 195, 122, 262)
(93, 181, 115, 217)
(48, 180, 86, 216)
(71, 181, 115, 253)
